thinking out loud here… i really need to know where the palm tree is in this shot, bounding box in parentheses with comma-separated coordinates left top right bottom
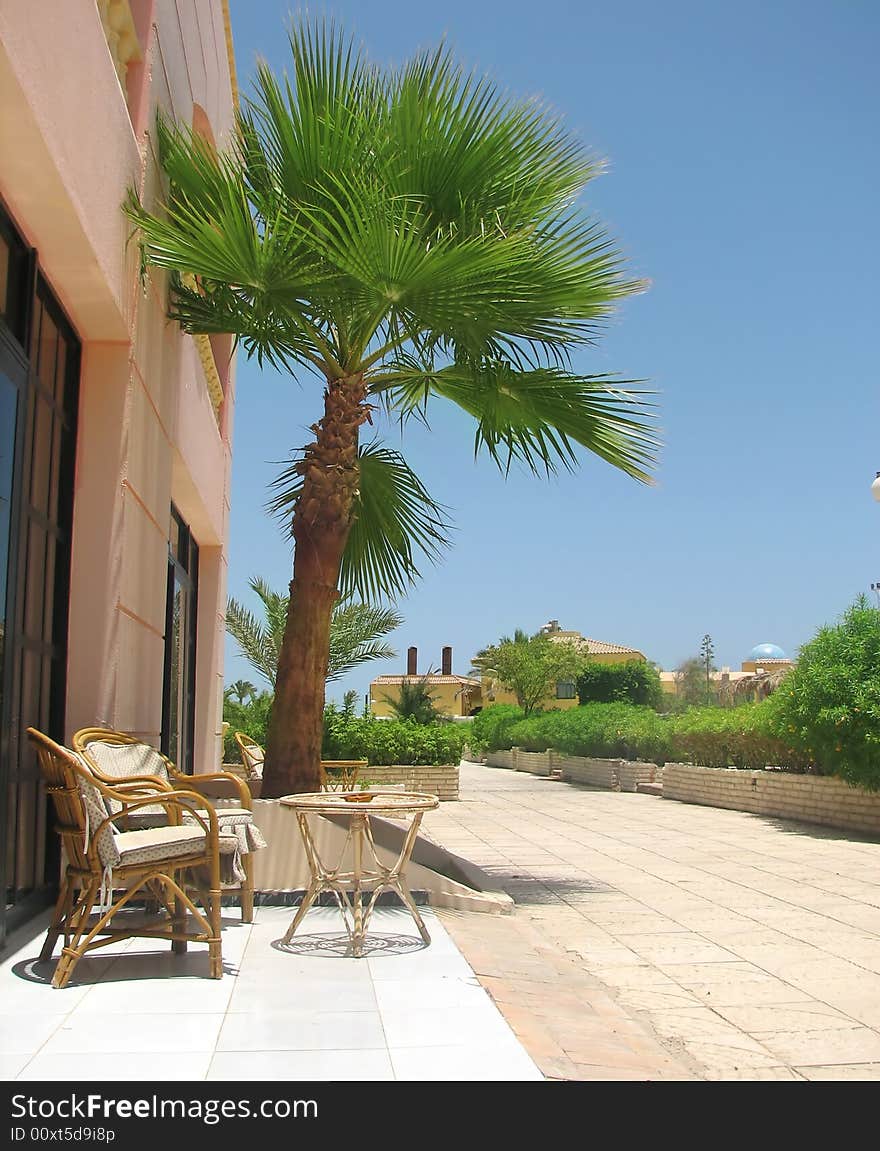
(125, 22, 658, 795)
(382, 675, 441, 725)
(225, 679, 257, 706)
(227, 575, 401, 689)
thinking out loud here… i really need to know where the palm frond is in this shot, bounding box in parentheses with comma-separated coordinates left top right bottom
(327, 602, 403, 680)
(371, 363, 658, 481)
(269, 441, 453, 601)
(225, 596, 278, 688)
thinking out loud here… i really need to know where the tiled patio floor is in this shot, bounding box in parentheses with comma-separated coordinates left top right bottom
(424, 763, 880, 1081)
(0, 904, 542, 1081)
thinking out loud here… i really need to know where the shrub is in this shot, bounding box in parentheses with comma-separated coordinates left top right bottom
(474, 700, 807, 770)
(470, 704, 525, 752)
(223, 691, 273, 763)
(577, 661, 663, 709)
(323, 710, 469, 766)
(766, 597, 880, 789)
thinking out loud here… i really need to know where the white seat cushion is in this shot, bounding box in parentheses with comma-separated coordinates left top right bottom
(115, 825, 206, 868)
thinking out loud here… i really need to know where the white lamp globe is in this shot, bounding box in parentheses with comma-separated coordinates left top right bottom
(873, 472, 880, 502)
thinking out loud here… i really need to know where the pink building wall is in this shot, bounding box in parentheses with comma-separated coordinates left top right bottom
(0, 1, 237, 772)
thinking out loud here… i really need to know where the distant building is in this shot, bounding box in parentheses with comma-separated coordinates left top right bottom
(660, 642, 795, 699)
(370, 646, 481, 718)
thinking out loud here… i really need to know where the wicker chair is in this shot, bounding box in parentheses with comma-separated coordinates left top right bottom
(320, 759, 366, 792)
(73, 728, 266, 923)
(27, 728, 222, 989)
(234, 732, 264, 779)
(234, 733, 363, 792)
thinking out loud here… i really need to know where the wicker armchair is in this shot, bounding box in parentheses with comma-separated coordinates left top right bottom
(73, 728, 266, 923)
(234, 732, 264, 779)
(27, 728, 222, 989)
(234, 733, 363, 792)
(321, 759, 366, 792)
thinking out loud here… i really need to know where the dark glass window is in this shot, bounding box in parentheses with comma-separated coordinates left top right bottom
(0, 202, 79, 947)
(555, 680, 577, 700)
(162, 507, 198, 773)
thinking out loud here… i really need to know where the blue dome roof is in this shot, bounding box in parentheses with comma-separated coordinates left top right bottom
(747, 642, 786, 661)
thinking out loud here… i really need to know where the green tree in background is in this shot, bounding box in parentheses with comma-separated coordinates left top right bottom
(126, 21, 657, 794)
(474, 632, 587, 716)
(225, 679, 257, 706)
(700, 633, 716, 704)
(577, 660, 663, 708)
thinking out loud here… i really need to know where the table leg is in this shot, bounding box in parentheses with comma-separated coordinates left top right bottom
(350, 813, 365, 957)
(282, 877, 321, 945)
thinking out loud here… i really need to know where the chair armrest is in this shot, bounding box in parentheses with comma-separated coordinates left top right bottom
(95, 789, 221, 842)
(107, 775, 174, 793)
(167, 768, 253, 810)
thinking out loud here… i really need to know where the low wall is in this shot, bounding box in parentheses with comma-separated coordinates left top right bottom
(357, 764, 459, 801)
(663, 764, 880, 836)
(485, 749, 659, 792)
(486, 750, 515, 771)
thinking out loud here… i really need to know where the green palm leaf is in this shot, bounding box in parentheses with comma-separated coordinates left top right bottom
(269, 441, 452, 601)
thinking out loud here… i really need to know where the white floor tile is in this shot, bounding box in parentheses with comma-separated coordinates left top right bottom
(368, 953, 475, 981)
(41, 1012, 224, 1054)
(0, 1053, 32, 1080)
(380, 1005, 519, 1049)
(216, 1010, 386, 1052)
(17, 1051, 213, 1081)
(0, 1014, 64, 1055)
(227, 977, 377, 1014)
(390, 1043, 543, 1081)
(373, 975, 492, 1012)
(74, 968, 235, 1014)
(207, 1049, 395, 1080)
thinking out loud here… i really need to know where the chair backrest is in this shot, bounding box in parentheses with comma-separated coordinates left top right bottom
(73, 728, 172, 814)
(27, 728, 121, 872)
(234, 732, 264, 778)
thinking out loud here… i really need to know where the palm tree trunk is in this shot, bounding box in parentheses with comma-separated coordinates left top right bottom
(262, 373, 368, 797)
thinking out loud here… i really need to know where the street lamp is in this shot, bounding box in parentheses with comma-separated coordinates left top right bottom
(872, 471, 880, 502)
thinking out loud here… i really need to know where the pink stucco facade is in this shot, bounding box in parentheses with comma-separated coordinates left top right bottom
(0, 1, 237, 773)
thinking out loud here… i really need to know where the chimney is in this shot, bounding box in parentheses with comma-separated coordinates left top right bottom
(407, 646, 418, 676)
(441, 646, 453, 676)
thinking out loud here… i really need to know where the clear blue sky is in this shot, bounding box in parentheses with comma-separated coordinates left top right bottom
(224, 0, 880, 705)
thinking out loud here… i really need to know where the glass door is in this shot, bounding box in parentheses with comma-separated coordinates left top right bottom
(0, 210, 80, 947)
(162, 507, 198, 774)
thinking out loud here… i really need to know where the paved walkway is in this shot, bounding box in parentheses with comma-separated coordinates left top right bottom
(428, 763, 880, 1081)
(0, 905, 541, 1081)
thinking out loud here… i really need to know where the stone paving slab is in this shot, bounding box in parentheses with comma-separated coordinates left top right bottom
(424, 762, 880, 1081)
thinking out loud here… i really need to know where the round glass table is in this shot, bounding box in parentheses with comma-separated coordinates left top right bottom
(279, 790, 439, 957)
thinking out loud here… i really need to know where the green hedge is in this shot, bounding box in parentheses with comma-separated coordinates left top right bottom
(323, 712, 469, 766)
(223, 696, 468, 767)
(473, 701, 811, 772)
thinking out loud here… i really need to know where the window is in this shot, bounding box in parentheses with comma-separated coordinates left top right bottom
(162, 507, 198, 773)
(0, 202, 80, 947)
(555, 680, 577, 700)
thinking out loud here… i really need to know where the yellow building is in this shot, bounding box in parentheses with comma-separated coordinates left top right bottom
(370, 646, 481, 718)
(480, 620, 646, 711)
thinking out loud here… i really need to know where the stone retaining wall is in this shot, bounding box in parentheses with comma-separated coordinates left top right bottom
(486, 749, 660, 793)
(358, 763, 459, 801)
(663, 763, 880, 836)
(486, 750, 515, 771)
